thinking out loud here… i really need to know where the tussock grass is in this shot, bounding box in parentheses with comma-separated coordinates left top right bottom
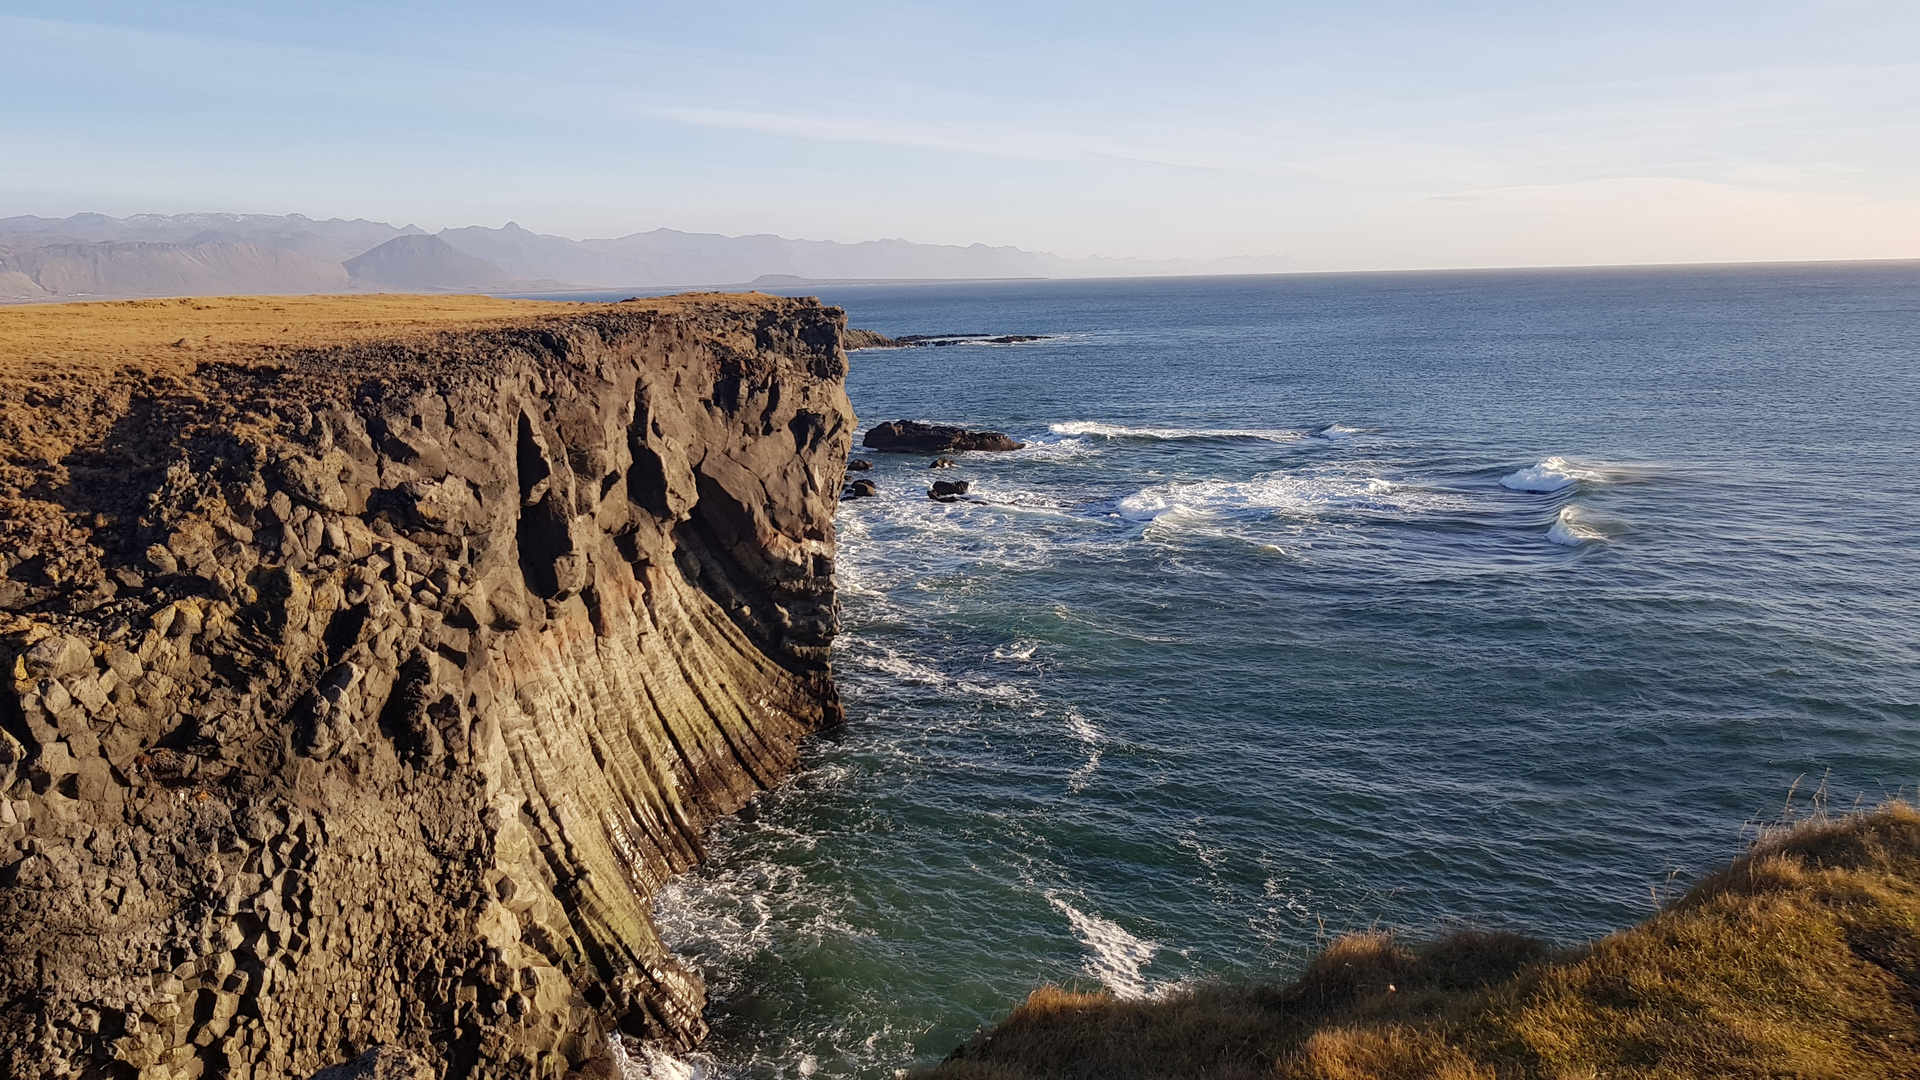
(926, 802, 1920, 1079)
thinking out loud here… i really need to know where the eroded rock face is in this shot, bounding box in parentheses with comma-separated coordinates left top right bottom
(0, 296, 853, 1079)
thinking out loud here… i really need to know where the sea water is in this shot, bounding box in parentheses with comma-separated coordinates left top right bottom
(640, 265, 1920, 1078)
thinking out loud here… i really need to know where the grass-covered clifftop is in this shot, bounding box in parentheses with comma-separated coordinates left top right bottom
(928, 803, 1920, 1079)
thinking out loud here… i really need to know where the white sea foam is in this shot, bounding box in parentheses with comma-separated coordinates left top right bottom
(1117, 472, 1429, 524)
(993, 640, 1040, 661)
(607, 1035, 710, 1080)
(1311, 423, 1365, 440)
(1501, 456, 1604, 492)
(1547, 505, 1609, 546)
(1048, 894, 1157, 999)
(861, 648, 953, 687)
(1063, 707, 1103, 792)
(1049, 420, 1303, 443)
(849, 644, 1037, 706)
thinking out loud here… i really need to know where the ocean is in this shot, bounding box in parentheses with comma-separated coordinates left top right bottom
(641, 265, 1920, 1078)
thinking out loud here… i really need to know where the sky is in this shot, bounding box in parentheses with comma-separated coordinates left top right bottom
(2, 0, 1917, 271)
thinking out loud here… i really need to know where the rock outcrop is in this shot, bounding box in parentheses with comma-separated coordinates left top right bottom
(839, 328, 898, 351)
(0, 294, 853, 1079)
(862, 420, 1023, 454)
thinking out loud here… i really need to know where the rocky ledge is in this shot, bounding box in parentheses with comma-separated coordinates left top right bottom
(0, 294, 854, 1079)
(840, 331, 1052, 350)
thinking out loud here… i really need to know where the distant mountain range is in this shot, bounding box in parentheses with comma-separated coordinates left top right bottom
(0, 212, 1296, 302)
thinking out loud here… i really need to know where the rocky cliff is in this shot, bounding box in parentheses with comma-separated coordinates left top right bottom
(0, 294, 854, 1079)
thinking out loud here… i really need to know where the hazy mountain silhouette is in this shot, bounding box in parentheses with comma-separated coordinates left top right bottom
(436, 221, 1296, 287)
(0, 212, 1297, 301)
(0, 240, 348, 301)
(343, 235, 522, 291)
(0, 212, 422, 263)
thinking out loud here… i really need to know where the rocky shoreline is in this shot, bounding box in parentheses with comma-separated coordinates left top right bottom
(842, 330, 1053, 351)
(0, 294, 853, 1079)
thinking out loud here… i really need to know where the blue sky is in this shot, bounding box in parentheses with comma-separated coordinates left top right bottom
(3, 1, 1916, 269)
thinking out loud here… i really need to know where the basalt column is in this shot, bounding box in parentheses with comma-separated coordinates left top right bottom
(0, 295, 854, 1079)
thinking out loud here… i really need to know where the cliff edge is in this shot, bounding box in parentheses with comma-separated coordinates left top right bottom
(0, 294, 854, 1079)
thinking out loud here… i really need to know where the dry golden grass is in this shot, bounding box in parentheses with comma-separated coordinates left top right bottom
(927, 803, 1920, 1079)
(0, 291, 786, 379)
(0, 291, 811, 601)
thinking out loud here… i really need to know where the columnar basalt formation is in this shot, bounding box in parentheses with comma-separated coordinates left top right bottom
(0, 294, 854, 1079)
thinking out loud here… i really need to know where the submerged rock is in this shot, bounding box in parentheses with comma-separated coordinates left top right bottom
(864, 420, 1024, 453)
(930, 457, 958, 469)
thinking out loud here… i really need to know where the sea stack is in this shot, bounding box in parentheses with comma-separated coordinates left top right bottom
(0, 294, 854, 1078)
(862, 420, 1024, 453)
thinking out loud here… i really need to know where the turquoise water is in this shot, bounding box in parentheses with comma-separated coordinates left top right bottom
(647, 266, 1920, 1078)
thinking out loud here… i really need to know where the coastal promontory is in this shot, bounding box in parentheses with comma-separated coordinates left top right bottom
(0, 294, 855, 1078)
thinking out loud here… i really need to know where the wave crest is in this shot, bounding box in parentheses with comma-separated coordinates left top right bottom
(1118, 473, 1418, 523)
(1547, 505, 1610, 546)
(1500, 456, 1604, 492)
(1049, 421, 1303, 443)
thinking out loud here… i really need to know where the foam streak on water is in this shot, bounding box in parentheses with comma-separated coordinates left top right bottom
(652, 267, 1920, 1079)
(1047, 895, 1158, 999)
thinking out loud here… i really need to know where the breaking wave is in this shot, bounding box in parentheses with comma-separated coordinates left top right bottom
(1547, 505, 1610, 546)
(1049, 421, 1303, 443)
(608, 1036, 711, 1080)
(1117, 472, 1429, 524)
(1501, 456, 1603, 492)
(1310, 423, 1365, 440)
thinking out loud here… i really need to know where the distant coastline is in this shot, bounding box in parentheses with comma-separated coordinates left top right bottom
(0, 211, 1297, 304)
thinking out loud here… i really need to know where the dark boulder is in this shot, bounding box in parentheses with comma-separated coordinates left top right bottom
(929, 458, 958, 469)
(846, 458, 874, 471)
(864, 420, 1024, 453)
(929, 480, 971, 500)
(845, 479, 879, 498)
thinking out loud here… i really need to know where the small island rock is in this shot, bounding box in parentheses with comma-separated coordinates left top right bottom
(929, 480, 971, 500)
(864, 420, 1024, 453)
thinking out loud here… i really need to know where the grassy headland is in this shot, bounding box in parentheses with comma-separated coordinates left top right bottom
(927, 803, 1920, 1079)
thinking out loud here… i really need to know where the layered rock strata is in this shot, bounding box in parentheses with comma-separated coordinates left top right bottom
(0, 294, 854, 1079)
